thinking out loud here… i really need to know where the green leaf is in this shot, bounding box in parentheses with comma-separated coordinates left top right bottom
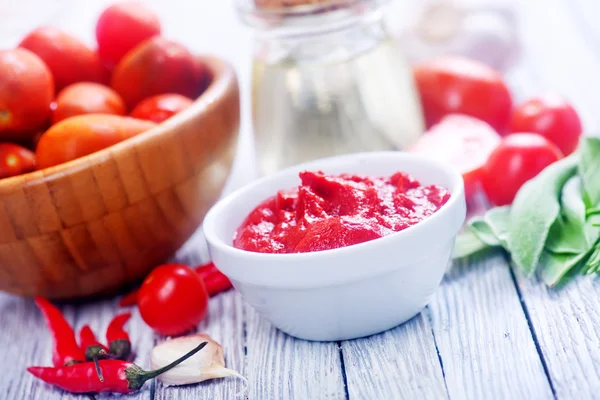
(579, 137, 600, 208)
(539, 249, 590, 287)
(546, 216, 586, 254)
(546, 177, 589, 254)
(469, 218, 501, 247)
(452, 228, 491, 259)
(484, 206, 511, 248)
(508, 155, 579, 276)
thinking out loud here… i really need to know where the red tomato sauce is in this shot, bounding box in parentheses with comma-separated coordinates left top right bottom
(233, 171, 451, 254)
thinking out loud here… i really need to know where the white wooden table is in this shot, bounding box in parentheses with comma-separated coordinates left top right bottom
(2, 0, 600, 399)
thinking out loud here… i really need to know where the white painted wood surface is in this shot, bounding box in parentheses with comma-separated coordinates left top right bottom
(2, 0, 600, 399)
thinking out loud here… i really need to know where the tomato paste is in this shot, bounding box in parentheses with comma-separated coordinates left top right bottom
(233, 171, 451, 253)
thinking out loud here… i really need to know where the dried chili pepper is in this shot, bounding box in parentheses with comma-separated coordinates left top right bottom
(79, 325, 109, 382)
(118, 262, 232, 307)
(34, 297, 85, 367)
(27, 341, 207, 394)
(106, 312, 132, 360)
(197, 262, 232, 296)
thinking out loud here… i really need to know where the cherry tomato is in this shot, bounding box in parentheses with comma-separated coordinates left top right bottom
(96, 1, 161, 69)
(510, 93, 582, 156)
(481, 133, 563, 206)
(138, 264, 209, 336)
(0, 143, 36, 179)
(193, 57, 211, 97)
(0, 49, 54, 139)
(408, 114, 501, 199)
(19, 27, 106, 91)
(52, 83, 126, 124)
(130, 93, 193, 123)
(413, 56, 513, 134)
(111, 37, 197, 108)
(36, 114, 156, 169)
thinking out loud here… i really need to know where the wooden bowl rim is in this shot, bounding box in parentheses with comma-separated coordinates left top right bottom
(0, 55, 237, 191)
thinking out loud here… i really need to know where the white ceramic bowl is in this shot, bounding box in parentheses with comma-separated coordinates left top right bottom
(203, 152, 466, 341)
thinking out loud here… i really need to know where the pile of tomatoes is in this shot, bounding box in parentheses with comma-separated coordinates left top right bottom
(0, 2, 208, 179)
(410, 56, 582, 206)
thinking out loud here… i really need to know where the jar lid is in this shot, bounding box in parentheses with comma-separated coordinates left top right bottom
(236, 0, 389, 35)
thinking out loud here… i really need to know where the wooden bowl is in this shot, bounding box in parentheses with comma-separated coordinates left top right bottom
(0, 56, 240, 300)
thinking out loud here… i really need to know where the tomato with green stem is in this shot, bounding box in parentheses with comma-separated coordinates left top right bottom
(481, 133, 563, 206)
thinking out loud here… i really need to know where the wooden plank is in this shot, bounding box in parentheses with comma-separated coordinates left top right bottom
(341, 313, 448, 399)
(430, 254, 554, 399)
(244, 304, 346, 400)
(514, 276, 600, 399)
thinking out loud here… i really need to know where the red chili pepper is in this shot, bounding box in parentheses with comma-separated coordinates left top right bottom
(118, 290, 138, 307)
(118, 262, 232, 307)
(79, 325, 109, 382)
(34, 297, 85, 367)
(106, 312, 132, 360)
(198, 263, 233, 296)
(27, 341, 207, 394)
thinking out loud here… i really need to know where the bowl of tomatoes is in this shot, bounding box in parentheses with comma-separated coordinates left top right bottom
(0, 3, 240, 299)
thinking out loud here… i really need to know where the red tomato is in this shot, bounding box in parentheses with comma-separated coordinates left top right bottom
(510, 94, 582, 156)
(138, 264, 209, 336)
(130, 93, 193, 123)
(111, 37, 197, 108)
(0, 143, 36, 179)
(0, 49, 54, 138)
(408, 114, 501, 199)
(96, 2, 161, 69)
(193, 57, 211, 97)
(52, 83, 126, 124)
(482, 133, 563, 206)
(19, 27, 106, 91)
(413, 57, 513, 134)
(36, 115, 156, 169)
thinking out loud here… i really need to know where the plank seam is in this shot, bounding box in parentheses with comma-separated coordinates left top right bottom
(337, 342, 350, 400)
(507, 263, 557, 399)
(426, 306, 451, 400)
(150, 375, 156, 400)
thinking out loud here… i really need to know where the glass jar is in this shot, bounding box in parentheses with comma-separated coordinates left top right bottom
(237, 0, 425, 176)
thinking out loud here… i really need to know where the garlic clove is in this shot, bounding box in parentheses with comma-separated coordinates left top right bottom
(151, 333, 246, 386)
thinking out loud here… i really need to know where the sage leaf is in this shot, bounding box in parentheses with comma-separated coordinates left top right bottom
(468, 217, 501, 247)
(546, 177, 589, 254)
(508, 154, 578, 276)
(483, 206, 510, 248)
(539, 249, 590, 287)
(579, 137, 600, 207)
(452, 228, 491, 259)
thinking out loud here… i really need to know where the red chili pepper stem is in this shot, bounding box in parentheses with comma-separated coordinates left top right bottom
(106, 312, 132, 360)
(109, 339, 131, 361)
(27, 342, 208, 394)
(79, 325, 109, 382)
